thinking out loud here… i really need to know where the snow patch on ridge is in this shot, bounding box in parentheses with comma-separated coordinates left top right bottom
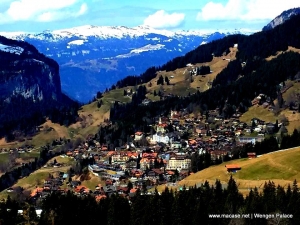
(115, 44, 165, 58)
(0, 43, 24, 55)
(130, 44, 165, 53)
(68, 40, 85, 45)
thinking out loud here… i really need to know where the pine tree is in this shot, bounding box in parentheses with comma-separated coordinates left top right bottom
(262, 181, 276, 213)
(165, 76, 170, 85)
(157, 75, 164, 85)
(276, 185, 286, 213)
(213, 179, 224, 212)
(225, 176, 242, 214)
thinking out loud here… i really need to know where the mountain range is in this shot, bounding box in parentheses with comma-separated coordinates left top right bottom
(1, 26, 254, 102)
(0, 7, 300, 142)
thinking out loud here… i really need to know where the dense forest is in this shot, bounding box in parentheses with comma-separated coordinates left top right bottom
(1, 177, 300, 225)
(0, 94, 80, 141)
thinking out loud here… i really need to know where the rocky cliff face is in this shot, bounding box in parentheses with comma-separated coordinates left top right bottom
(262, 7, 300, 31)
(0, 35, 78, 140)
(0, 36, 62, 103)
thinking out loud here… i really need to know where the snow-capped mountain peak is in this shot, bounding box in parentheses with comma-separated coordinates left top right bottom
(2, 25, 255, 42)
(262, 7, 300, 31)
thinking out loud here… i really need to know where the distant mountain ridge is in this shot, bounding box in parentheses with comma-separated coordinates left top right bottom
(0, 25, 254, 41)
(262, 7, 300, 31)
(0, 26, 254, 102)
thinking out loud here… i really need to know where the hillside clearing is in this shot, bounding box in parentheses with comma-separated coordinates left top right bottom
(146, 47, 237, 99)
(240, 80, 300, 133)
(239, 105, 278, 123)
(265, 46, 300, 61)
(175, 147, 300, 195)
(2, 156, 74, 194)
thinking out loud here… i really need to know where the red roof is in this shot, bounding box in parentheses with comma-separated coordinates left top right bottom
(142, 152, 157, 158)
(225, 164, 241, 169)
(130, 188, 138, 193)
(166, 170, 175, 175)
(95, 195, 107, 202)
(158, 123, 168, 128)
(247, 152, 256, 155)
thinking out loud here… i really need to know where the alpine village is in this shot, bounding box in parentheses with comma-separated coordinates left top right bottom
(1, 6, 300, 225)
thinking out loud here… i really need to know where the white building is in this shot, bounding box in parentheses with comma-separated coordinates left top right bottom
(166, 154, 191, 170)
(134, 132, 144, 141)
(152, 133, 170, 144)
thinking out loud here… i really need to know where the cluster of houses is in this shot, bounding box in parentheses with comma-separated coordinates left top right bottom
(7, 97, 286, 203)
(30, 173, 66, 200)
(45, 107, 273, 198)
(0, 145, 34, 154)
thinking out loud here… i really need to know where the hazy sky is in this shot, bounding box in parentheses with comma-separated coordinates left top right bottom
(0, 0, 299, 32)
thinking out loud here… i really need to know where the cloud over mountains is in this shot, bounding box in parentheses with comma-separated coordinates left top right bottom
(143, 10, 185, 29)
(0, 0, 87, 23)
(196, 0, 300, 21)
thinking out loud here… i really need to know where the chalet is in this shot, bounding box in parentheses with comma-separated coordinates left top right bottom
(156, 124, 167, 133)
(101, 145, 108, 151)
(139, 158, 154, 170)
(111, 152, 129, 164)
(142, 152, 158, 159)
(225, 164, 241, 173)
(265, 122, 276, 134)
(247, 152, 257, 159)
(95, 195, 107, 202)
(103, 185, 117, 196)
(170, 141, 182, 149)
(134, 132, 144, 141)
(170, 110, 181, 120)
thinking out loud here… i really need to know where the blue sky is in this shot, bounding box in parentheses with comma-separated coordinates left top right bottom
(0, 0, 299, 32)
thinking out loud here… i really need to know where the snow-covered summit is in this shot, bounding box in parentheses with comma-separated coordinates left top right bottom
(3, 25, 255, 42)
(262, 7, 300, 31)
